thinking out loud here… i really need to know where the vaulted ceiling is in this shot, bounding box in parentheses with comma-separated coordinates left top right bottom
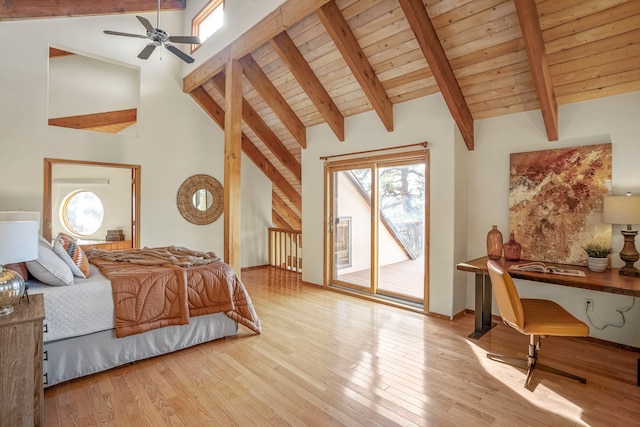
(4, 0, 640, 230)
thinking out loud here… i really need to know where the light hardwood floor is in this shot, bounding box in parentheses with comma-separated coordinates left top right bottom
(44, 267, 640, 426)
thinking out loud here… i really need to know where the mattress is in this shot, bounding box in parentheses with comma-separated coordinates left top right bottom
(28, 264, 114, 342)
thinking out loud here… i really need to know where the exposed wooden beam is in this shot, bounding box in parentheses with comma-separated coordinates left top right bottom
(241, 142, 302, 212)
(316, 1, 393, 132)
(184, 0, 333, 93)
(1, 0, 184, 19)
(49, 47, 74, 58)
(272, 191, 301, 230)
(224, 60, 243, 273)
(398, 0, 474, 150)
(270, 31, 345, 142)
(271, 210, 290, 230)
(211, 73, 302, 182)
(189, 87, 302, 212)
(240, 54, 307, 148)
(515, 0, 559, 141)
(48, 108, 137, 129)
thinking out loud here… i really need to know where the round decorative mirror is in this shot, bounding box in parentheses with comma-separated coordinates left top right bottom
(177, 174, 223, 225)
(192, 189, 213, 211)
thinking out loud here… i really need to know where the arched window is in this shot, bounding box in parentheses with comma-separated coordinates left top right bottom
(61, 190, 104, 236)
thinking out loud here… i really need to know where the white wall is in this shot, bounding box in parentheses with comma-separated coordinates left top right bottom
(48, 51, 139, 119)
(452, 126, 469, 317)
(467, 91, 640, 347)
(303, 95, 461, 317)
(0, 10, 271, 268)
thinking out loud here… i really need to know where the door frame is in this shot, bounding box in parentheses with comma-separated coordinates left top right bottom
(323, 149, 430, 312)
(43, 158, 141, 248)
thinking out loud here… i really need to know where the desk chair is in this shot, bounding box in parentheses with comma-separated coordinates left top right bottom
(486, 260, 589, 388)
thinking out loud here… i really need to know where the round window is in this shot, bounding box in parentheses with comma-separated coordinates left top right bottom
(61, 190, 104, 236)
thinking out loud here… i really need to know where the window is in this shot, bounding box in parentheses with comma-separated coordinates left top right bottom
(61, 190, 104, 236)
(192, 0, 224, 51)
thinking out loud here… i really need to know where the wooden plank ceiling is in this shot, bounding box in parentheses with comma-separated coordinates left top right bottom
(5, 0, 640, 231)
(186, 0, 640, 230)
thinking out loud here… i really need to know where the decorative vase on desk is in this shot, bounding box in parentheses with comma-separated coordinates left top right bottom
(503, 232, 522, 261)
(486, 225, 503, 260)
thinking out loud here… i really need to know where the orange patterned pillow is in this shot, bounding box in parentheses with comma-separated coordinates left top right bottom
(53, 232, 90, 278)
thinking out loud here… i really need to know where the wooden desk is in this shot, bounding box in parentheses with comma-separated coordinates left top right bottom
(456, 256, 640, 385)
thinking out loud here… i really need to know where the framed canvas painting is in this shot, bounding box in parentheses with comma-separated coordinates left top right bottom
(508, 143, 612, 265)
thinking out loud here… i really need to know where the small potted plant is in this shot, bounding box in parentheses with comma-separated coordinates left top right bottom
(583, 242, 611, 272)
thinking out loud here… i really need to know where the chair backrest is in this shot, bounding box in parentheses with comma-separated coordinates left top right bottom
(487, 260, 525, 331)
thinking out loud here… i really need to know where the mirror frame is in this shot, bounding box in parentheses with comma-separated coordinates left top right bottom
(177, 174, 224, 225)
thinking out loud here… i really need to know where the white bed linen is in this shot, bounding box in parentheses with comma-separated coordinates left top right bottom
(28, 264, 114, 342)
(43, 312, 238, 387)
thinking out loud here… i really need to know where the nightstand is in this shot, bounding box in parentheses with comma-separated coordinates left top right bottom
(0, 293, 45, 426)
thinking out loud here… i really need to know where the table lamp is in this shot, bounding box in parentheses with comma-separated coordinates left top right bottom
(603, 194, 640, 277)
(0, 211, 40, 315)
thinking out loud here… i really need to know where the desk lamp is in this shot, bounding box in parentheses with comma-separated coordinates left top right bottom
(603, 194, 640, 277)
(0, 212, 39, 315)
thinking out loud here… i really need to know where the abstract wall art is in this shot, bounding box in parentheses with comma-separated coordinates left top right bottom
(509, 143, 612, 265)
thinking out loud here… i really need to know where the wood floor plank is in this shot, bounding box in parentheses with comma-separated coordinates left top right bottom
(44, 267, 640, 426)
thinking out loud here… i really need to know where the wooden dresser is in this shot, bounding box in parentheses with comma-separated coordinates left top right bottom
(0, 293, 45, 427)
(79, 240, 133, 251)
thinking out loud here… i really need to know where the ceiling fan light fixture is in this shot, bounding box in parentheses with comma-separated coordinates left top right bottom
(103, 2, 200, 64)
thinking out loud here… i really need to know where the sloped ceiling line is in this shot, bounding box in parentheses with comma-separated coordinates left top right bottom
(210, 72, 302, 182)
(316, 1, 394, 133)
(183, 0, 334, 93)
(515, 0, 558, 141)
(240, 54, 308, 148)
(270, 31, 345, 142)
(0, 0, 185, 19)
(189, 87, 303, 213)
(398, 0, 475, 150)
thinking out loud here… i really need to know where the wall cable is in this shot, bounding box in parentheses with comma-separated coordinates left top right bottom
(584, 297, 635, 330)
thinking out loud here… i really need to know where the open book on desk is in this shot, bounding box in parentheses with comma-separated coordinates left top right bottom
(509, 262, 586, 277)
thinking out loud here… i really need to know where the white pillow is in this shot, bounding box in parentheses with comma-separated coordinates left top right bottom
(26, 243, 74, 286)
(38, 235, 52, 247)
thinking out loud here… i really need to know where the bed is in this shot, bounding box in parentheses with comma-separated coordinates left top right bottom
(27, 244, 261, 388)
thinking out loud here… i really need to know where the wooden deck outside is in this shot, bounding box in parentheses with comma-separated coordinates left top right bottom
(336, 258, 424, 301)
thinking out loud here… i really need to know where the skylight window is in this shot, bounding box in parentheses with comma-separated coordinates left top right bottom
(192, 0, 224, 51)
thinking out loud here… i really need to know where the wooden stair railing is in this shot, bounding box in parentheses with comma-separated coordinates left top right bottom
(269, 228, 302, 272)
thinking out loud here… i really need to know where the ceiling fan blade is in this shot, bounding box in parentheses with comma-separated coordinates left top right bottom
(138, 43, 157, 60)
(104, 30, 148, 39)
(168, 35, 201, 44)
(136, 15, 155, 33)
(164, 44, 195, 64)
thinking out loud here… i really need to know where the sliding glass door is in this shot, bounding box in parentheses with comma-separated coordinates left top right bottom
(326, 150, 428, 306)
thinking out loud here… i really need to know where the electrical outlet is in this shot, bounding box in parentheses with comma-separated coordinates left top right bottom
(585, 298, 594, 311)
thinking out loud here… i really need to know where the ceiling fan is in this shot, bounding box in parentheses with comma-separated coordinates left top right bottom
(103, 0, 201, 63)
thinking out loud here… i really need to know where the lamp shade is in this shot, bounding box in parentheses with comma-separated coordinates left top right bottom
(602, 196, 640, 226)
(0, 212, 40, 265)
